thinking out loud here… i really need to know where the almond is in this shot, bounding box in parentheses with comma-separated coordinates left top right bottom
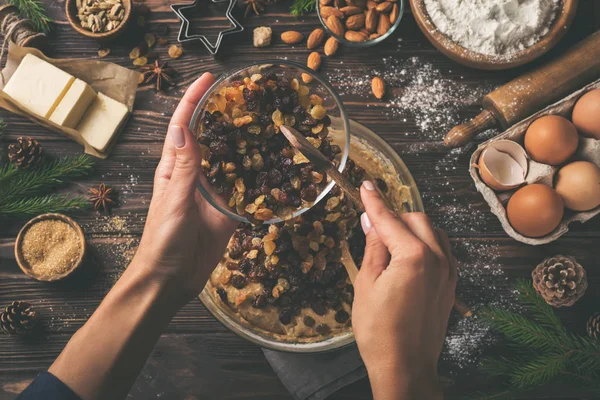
(345, 30, 367, 42)
(340, 5, 363, 16)
(367, 0, 377, 9)
(320, 5, 343, 18)
(324, 37, 339, 56)
(369, 33, 381, 40)
(375, 1, 392, 13)
(326, 15, 345, 37)
(390, 3, 399, 24)
(307, 51, 322, 71)
(365, 8, 378, 33)
(307, 28, 325, 49)
(345, 13, 365, 30)
(372, 76, 385, 99)
(281, 31, 304, 44)
(377, 13, 391, 35)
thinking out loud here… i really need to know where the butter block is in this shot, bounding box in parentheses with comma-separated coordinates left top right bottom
(49, 79, 97, 128)
(77, 93, 128, 152)
(3, 54, 75, 118)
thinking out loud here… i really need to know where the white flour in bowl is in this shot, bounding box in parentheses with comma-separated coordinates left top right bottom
(423, 0, 560, 57)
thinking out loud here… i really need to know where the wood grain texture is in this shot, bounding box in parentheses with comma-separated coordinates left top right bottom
(0, 1, 599, 399)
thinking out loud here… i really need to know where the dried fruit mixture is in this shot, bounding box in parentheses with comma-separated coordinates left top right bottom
(211, 159, 371, 338)
(198, 71, 341, 223)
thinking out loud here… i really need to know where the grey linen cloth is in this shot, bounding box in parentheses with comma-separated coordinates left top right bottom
(262, 344, 367, 400)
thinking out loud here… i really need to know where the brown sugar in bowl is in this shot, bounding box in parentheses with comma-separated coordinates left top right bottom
(15, 214, 86, 282)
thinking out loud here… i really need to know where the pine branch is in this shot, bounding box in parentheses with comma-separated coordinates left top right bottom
(0, 154, 94, 204)
(509, 352, 569, 388)
(0, 162, 18, 183)
(515, 279, 566, 334)
(290, 0, 315, 16)
(0, 195, 89, 218)
(7, 0, 53, 33)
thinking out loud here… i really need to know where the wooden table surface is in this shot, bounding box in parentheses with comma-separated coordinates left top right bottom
(1, 1, 599, 399)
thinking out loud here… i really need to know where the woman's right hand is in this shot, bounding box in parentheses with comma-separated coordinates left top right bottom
(352, 181, 457, 400)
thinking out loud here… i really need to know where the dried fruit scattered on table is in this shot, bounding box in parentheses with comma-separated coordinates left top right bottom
(254, 26, 272, 48)
(372, 76, 385, 99)
(139, 60, 176, 91)
(587, 312, 600, 340)
(307, 28, 325, 49)
(133, 56, 148, 66)
(75, 0, 125, 33)
(532, 255, 587, 308)
(145, 32, 156, 48)
(168, 45, 183, 59)
(129, 44, 147, 59)
(324, 37, 339, 56)
(157, 37, 168, 45)
(281, 31, 304, 44)
(8, 137, 42, 168)
(98, 48, 111, 58)
(0, 301, 36, 335)
(89, 183, 116, 212)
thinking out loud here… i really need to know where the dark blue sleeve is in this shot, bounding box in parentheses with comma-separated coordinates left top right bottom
(17, 371, 81, 400)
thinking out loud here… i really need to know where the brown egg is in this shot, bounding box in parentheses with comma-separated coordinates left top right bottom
(507, 184, 564, 237)
(524, 115, 579, 165)
(572, 89, 600, 139)
(555, 161, 600, 211)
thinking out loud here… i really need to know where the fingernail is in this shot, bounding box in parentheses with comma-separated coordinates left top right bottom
(170, 125, 185, 149)
(363, 180, 375, 191)
(361, 212, 372, 234)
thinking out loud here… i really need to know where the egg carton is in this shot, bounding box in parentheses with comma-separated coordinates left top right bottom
(469, 79, 600, 245)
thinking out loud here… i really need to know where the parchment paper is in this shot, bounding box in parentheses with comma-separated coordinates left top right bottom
(469, 79, 600, 245)
(0, 42, 141, 158)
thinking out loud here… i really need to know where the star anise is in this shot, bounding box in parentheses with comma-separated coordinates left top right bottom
(139, 60, 176, 91)
(89, 183, 116, 212)
(244, 0, 272, 16)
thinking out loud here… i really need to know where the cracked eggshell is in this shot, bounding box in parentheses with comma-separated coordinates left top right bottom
(477, 140, 528, 191)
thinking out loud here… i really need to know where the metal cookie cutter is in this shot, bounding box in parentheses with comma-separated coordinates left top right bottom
(171, 0, 244, 56)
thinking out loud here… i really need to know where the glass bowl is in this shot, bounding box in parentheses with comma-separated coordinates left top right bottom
(189, 61, 350, 224)
(317, 0, 404, 48)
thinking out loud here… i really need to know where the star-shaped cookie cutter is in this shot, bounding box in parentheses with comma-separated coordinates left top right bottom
(171, 0, 244, 56)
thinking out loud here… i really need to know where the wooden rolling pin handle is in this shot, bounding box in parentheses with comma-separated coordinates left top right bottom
(444, 109, 498, 148)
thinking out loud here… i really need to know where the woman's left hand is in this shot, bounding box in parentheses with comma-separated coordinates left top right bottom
(133, 72, 238, 305)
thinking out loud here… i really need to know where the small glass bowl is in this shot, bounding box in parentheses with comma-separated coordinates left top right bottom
(317, 0, 404, 47)
(190, 61, 350, 225)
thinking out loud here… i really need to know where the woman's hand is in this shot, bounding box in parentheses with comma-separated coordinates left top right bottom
(352, 181, 457, 400)
(133, 73, 238, 305)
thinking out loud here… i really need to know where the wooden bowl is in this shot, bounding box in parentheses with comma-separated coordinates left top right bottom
(15, 214, 86, 282)
(410, 0, 579, 70)
(65, 0, 131, 41)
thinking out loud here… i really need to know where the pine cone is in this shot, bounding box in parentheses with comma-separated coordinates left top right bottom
(0, 301, 37, 335)
(587, 312, 600, 340)
(8, 137, 42, 168)
(532, 255, 587, 308)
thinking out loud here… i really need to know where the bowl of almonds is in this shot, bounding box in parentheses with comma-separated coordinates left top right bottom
(190, 61, 350, 225)
(66, 0, 131, 40)
(317, 0, 403, 46)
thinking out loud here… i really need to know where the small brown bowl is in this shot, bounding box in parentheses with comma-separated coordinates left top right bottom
(411, 0, 578, 70)
(65, 0, 131, 41)
(15, 214, 86, 282)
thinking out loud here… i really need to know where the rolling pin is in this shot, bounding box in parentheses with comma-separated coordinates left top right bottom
(444, 31, 600, 148)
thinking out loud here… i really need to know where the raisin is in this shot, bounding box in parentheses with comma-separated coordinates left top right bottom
(252, 294, 267, 309)
(242, 236, 254, 251)
(316, 324, 331, 335)
(256, 172, 269, 187)
(231, 274, 247, 289)
(279, 309, 293, 325)
(216, 288, 228, 302)
(301, 185, 318, 202)
(311, 299, 327, 316)
(225, 262, 239, 271)
(376, 178, 388, 193)
(335, 310, 350, 323)
(303, 316, 316, 327)
(268, 169, 283, 186)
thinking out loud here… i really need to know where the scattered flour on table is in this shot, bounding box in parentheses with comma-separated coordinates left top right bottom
(424, 0, 560, 57)
(327, 57, 495, 139)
